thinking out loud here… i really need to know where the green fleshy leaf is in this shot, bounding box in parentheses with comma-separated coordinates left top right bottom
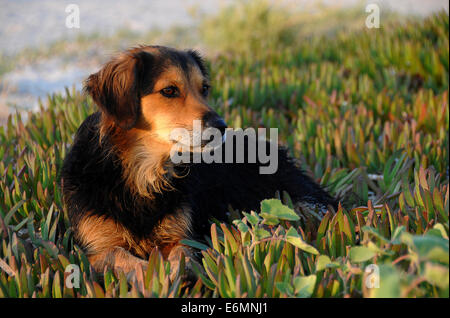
(293, 275, 317, 297)
(368, 265, 401, 298)
(316, 255, 340, 271)
(286, 227, 319, 255)
(261, 199, 300, 221)
(275, 282, 294, 296)
(348, 246, 376, 263)
(423, 262, 449, 289)
(180, 239, 210, 251)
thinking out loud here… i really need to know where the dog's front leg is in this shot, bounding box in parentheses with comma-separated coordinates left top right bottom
(76, 215, 148, 279)
(88, 246, 148, 278)
(153, 207, 202, 282)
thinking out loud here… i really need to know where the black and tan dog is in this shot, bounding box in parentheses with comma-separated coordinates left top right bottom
(61, 45, 337, 277)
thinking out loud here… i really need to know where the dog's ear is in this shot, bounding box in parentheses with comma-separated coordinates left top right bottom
(187, 50, 209, 78)
(85, 51, 153, 130)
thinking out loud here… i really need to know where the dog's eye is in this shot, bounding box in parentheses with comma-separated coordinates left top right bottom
(201, 84, 210, 97)
(160, 86, 179, 98)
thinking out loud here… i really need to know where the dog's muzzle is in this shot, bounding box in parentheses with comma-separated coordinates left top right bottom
(202, 112, 227, 145)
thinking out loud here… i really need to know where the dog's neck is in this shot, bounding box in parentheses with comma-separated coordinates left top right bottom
(99, 117, 178, 200)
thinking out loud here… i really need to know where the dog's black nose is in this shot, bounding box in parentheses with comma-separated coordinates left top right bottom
(203, 112, 227, 135)
(213, 118, 227, 136)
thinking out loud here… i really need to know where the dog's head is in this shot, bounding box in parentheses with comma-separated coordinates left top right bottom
(85, 45, 227, 197)
(85, 45, 227, 148)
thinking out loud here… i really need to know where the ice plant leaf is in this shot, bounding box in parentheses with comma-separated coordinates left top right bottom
(348, 246, 376, 263)
(286, 227, 319, 255)
(261, 199, 300, 221)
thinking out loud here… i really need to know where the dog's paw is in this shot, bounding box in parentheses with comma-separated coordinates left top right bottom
(167, 245, 201, 283)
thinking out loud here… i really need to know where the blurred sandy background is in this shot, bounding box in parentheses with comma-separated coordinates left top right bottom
(0, 0, 448, 123)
